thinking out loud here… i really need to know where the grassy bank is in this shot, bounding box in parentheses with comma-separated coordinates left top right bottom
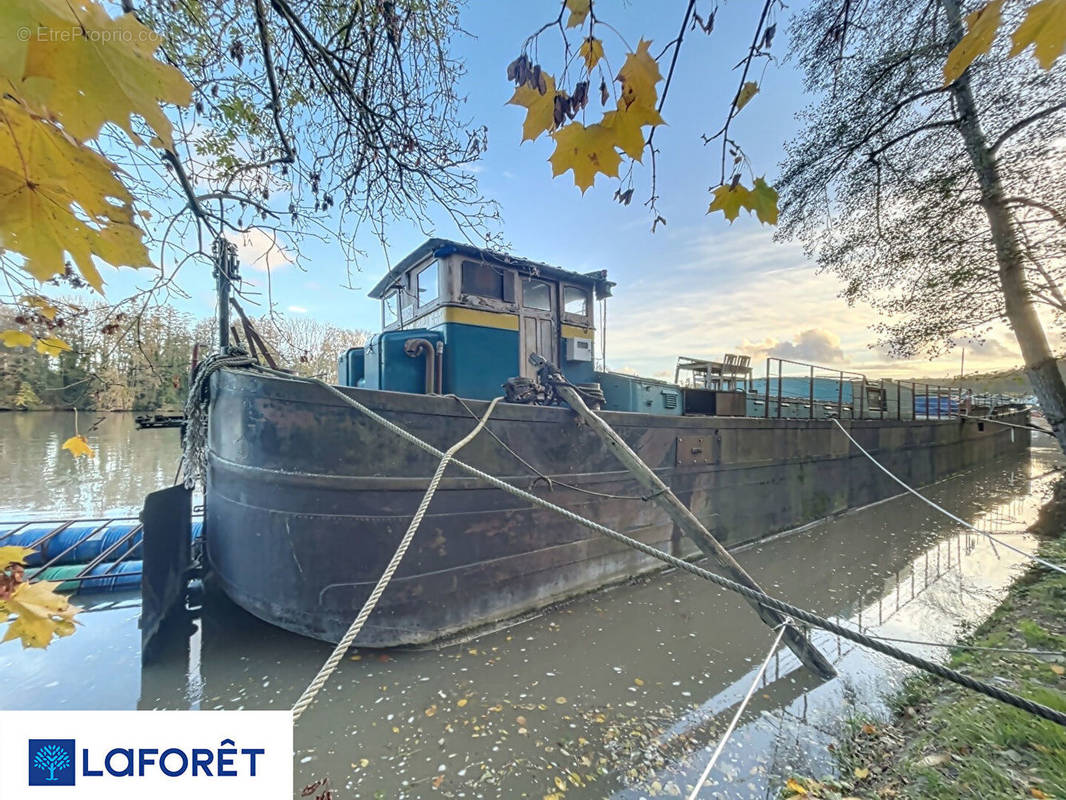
(784, 504, 1066, 800)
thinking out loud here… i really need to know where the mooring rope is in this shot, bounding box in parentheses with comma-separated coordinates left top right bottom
(249, 366, 1066, 728)
(686, 624, 787, 800)
(830, 418, 1066, 576)
(289, 396, 502, 723)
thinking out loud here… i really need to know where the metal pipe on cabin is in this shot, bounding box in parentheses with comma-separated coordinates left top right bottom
(403, 338, 436, 394)
(530, 354, 837, 681)
(434, 342, 444, 394)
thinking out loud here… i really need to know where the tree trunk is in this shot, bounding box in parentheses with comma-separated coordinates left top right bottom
(942, 0, 1066, 454)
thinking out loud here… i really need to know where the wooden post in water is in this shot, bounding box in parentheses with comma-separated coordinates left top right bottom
(532, 355, 837, 681)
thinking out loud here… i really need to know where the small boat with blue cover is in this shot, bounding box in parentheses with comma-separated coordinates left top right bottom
(203, 239, 1030, 645)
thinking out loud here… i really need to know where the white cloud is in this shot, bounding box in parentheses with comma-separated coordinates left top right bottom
(287, 305, 308, 313)
(235, 228, 294, 272)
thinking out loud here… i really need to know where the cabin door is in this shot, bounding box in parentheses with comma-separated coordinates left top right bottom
(518, 277, 558, 378)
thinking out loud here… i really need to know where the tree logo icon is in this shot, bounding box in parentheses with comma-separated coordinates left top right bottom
(28, 739, 75, 786)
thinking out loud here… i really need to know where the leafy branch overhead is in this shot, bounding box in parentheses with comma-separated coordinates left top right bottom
(507, 0, 782, 227)
(944, 0, 1066, 83)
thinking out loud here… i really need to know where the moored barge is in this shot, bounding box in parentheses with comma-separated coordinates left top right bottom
(203, 239, 1029, 645)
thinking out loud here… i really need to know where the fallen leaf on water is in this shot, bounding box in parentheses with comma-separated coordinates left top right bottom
(1049, 664, 1064, 676)
(1030, 788, 1049, 799)
(431, 775, 444, 789)
(554, 775, 568, 791)
(61, 435, 94, 459)
(457, 698, 468, 707)
(634, 678, 644, 686)
(861, 723, 877, 735)
(854, 766, 870, 780)
(555, 696, 567, 704)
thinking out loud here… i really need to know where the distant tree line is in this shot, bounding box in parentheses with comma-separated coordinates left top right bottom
(0, 304, 367, 411)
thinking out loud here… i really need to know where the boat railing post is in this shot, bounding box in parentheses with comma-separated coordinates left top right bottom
(838, 371, 844, 419)
(777, 359, 783, 419)
(765, 359, 770, 419)
(809, 365, 815, 420)
(880, 382, 885, 420)
(897, 380, 901, 420)
(859, 377, 866, 419)
(937, 385, 942, 419)
(925, 383, 930, 420)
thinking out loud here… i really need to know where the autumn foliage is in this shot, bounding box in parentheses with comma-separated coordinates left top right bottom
(0, 547, 80, 649)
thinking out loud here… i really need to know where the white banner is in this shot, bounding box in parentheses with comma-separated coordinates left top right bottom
(0, 711, 292, 799)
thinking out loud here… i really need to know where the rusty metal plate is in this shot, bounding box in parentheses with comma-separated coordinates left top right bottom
(676, 435, 717, 466)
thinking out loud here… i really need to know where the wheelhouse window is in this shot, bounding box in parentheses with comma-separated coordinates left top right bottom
(461, 260, 506, 300)
(563, 286, 588, 317)
(522, 278, 551, 311)
(417, 262, 439, 306)
(383, 291, 399, 326)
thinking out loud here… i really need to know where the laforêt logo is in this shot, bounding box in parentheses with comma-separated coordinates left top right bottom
(28, 739, 76, 786)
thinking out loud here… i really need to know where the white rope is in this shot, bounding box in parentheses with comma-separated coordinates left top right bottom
(686, 625, 787, 800)
(831, 418, 1066, 575)
(290, 396, 503, 723)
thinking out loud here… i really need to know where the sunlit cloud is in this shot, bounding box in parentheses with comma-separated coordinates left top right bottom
(235, 227, 294, 273)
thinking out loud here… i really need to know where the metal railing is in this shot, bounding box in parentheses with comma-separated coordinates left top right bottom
(753, 358, 1023, 421)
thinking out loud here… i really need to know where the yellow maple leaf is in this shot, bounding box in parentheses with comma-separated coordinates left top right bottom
(550, 122, 621, 192)
(617, 40, 663, 111)
(708, 183, 752, 222)
(0, 99, 151, 290)
(2, 580, 80, 649)
(21, 295, 58, 320)
(944, 0, 1005, 85)
(35, 336, 72, 356)
(854, 766, 870, 780)
(1, 329, 34, 348)
(61, 434, 95, 458)
(0, 0, 77, 88)
(784, 778, 809, 796)
(602, 109, 648, 161)
(508, 74, 566, 143)
(0, 546, 36, 566)
(580, 37, 605, 71)
(736, 81, 759, 111)
(749, 177, 779, 225)
(565, 0, 590, 29)
(1009, 0, 1066, 69)
(17, 1, 193, 148)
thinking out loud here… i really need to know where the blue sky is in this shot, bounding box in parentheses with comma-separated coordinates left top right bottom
(95, 0, 1029, 379)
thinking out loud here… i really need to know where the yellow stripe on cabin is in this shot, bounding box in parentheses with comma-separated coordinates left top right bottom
(441, 306, 520, 331)
(561, 323, 595, 339)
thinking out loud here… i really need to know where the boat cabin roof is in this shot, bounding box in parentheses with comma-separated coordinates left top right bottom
(368, 238, 614, 300)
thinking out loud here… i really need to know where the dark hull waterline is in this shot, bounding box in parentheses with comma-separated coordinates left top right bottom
(204, 369, 1029, 646)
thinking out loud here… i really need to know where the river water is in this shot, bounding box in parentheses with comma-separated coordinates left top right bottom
(0, 413, 1060, 799)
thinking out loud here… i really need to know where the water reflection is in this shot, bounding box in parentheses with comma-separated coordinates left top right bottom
(0, 412, 180, 520)
(0, 436, 1058, 800)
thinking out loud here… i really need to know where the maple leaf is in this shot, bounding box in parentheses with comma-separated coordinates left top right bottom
(549, 121, 621, 193)
(17, 2, 193, 148)
(2, 580, 80, 649)
(21, 295, 57, 320)
(736, 81, 759, 111)
(1, 329, 34, 348)
(708, 183, 752, 222)
(601, 99, 663, 161)
(35, 337, 72, 356)
(508, 74, 567, 143)
(61, 434, 95, 458)
(616, 40, 663, 111)
(0, 99, 151, 290)
(0, 0, 77, 89)
(580, 37, 604, 71)
(1009, 0, 1066, 69)
(749, 177, 779, 225)
(565, 0, 590, 29)
(0, 546, 36, 567)
(944, 0, 1004, 85)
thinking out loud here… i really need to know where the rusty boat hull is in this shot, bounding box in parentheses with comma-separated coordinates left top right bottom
(204, 368, 1030, 646)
